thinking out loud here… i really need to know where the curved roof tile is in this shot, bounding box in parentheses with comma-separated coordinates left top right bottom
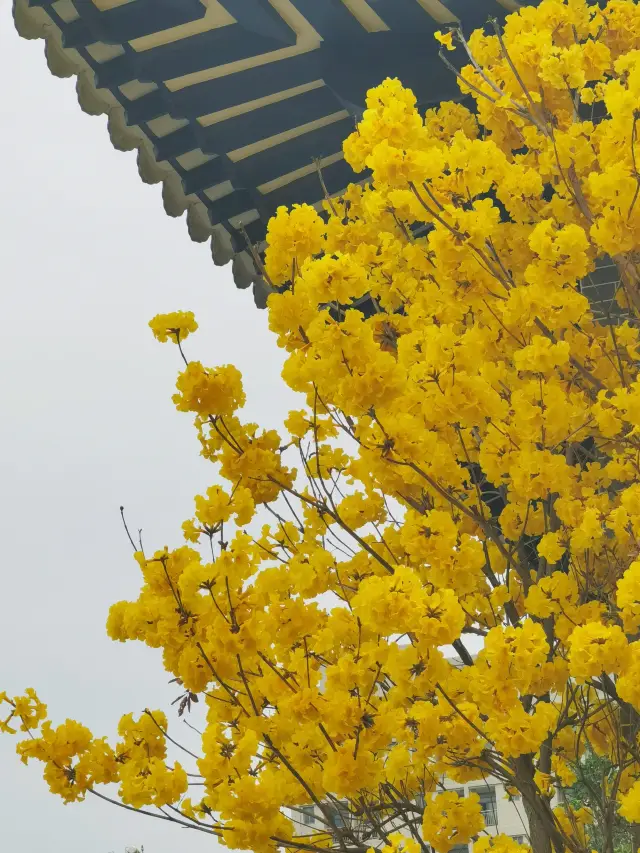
(12, 0, 525, 307)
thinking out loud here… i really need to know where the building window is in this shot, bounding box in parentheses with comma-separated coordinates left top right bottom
(300, 805, 315, 825)
(325, 802, 350, 829)
(470, 786, 498, 827)
(511, 837, 525, 845)
(417, 789, 464, 811)
(322, 802, 370, 841)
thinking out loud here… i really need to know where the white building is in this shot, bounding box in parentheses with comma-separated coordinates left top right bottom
(290, 779, 530, 851)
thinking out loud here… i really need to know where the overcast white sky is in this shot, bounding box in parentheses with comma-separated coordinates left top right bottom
(0, 14, 296, 852)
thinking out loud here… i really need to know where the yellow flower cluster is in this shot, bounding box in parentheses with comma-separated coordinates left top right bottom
(422, 791, 485, 853)
(0, 688, 46, 733)
(2, 694, 189, 807)
(149, 310, 198, 343)
(475, 836, 529, 853)
(173, 361, 245, 417)
(12, 708, 117, 803)
(616, 559, 640, 631)
(567, 623, 630, 681)
(6, 2, 640, 853)
(619, 780, 640, 822)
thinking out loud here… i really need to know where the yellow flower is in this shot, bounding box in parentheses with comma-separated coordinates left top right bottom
(568, 623, 630, 682)
(422, 791, 485, 853)
(265, 204, 325, 286)
(619, 780, 640, 822)
(536, 532, 566, 565)
(7, 688, 47, 732)
(10, 2, 640, 847)
(526, 572, 578, 619)
(435, 30, 456, 51)
(321, 744, 380, 797)
(149, 311, 198, 343)
(173, 362, 245, 417)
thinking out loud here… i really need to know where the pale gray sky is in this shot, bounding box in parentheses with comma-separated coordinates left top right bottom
(0, 14, 296, 852)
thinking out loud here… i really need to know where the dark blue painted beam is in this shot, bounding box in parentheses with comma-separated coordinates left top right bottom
(62, 0, 207, 47)
(93, 25, 295, 90)
(218, 0, 296, 43)
(206, 189, 264, 224)
(446, 0, 512, 31)
(123, 88, 167, 126)
(133, 26, 294, 83)
(196, 86, 346, 156)
(61, 19, 94, 49)
(153, 126, 199, 161)
(260, 157, 356, 215)
(164, 52, 322, 119)
(370, 0, 449, 33)
(181, 157, 231, 195)
(233, 218, 265, 247)
(233, 117, 354, 187)
(94, 53, 135, 89)
(288, 0, 372, 40)
(321, 33, 460, 109)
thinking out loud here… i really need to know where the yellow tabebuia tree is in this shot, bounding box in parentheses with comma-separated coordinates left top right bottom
(5, 3, 640, 853)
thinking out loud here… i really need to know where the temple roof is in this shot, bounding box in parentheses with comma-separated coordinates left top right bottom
(14, 0, 525, 306)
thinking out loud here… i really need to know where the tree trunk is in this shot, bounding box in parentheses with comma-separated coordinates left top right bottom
(514, 755, 561, 853)
(522, 795, 554, 853)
